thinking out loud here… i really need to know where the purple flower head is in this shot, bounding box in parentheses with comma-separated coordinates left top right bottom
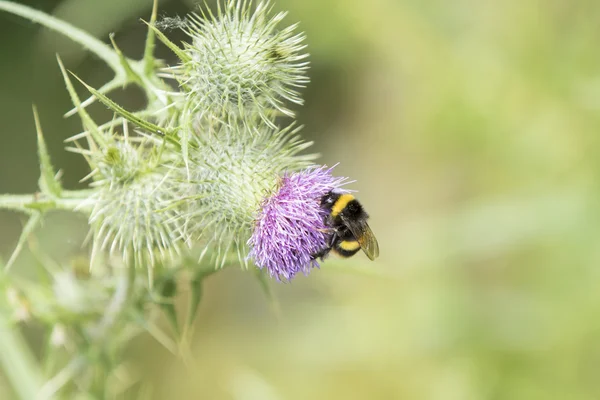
(248, 165, 348, 281)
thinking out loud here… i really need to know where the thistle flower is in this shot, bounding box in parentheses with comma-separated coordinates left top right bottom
(172, 0, 309, 126)
(248, 166, 348, 281)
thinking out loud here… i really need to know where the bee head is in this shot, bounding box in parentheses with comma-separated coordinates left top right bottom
(320, 190, 342, 208)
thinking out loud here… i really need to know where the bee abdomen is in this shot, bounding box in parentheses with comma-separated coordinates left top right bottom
(333, 240, 361, 257)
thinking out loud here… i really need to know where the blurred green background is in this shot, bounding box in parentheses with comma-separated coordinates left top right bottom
(2, 0, 600, 398)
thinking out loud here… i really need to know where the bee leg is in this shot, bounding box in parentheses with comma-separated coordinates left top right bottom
(311, 247, 331, 261)
(329, 230, 340, 247)
(316, 227, 336, 234)
(311, 231, 338, 261)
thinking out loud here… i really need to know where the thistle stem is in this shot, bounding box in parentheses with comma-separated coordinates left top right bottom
(0, 193, 90, 214)
(37, 357, 85, 400)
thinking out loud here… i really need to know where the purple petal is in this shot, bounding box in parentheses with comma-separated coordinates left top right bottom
(248, 166, 347, 281)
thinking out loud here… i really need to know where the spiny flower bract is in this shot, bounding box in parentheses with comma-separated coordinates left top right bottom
(248, 166, 348, 281)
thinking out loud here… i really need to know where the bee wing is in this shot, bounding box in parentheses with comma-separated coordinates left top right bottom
(342, 217, 379, 261)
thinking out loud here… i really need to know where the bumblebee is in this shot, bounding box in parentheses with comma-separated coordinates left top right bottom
(313, 190, 380, 261)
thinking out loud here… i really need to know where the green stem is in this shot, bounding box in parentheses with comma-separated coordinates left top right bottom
(143, 0, 159, 75)
(37, 356, 85, 400)
(0, 193, 90, 214)
(61, 188, 97, 199)
(0, 289, 44, 400)
(0, 1, 122, 75)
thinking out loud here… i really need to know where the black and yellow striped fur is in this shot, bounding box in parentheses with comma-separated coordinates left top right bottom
(313, 189, 379, 261)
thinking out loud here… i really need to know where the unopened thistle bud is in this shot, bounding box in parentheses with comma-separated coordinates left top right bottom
(173, 0, 309, 125)
(79, 132, 186, 267)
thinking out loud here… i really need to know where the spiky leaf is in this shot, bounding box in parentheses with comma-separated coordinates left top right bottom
(72, 74, 179, 145)
(109, 34, 142, 85)
(32, 106, 61, 197)
(141, 20, 191, 64)
(56, 56, 107, 147)
(156, 275, 179, 336)
(186, 270, 205, 328)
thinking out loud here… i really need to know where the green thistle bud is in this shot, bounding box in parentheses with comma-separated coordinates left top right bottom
(87, 173, 185, 267)
(171, 0, 309, 126)
(72, 126, 187, 268)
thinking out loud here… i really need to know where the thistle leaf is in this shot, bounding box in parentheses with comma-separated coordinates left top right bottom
(159, 301, 179, 338)
(32, 106, 61, 197)
(109, 34, 142, 85)
(56, 56, 107, 148)
(254, 268, 280, 315)
(63, 78, 123, 118)
(142, 0, 160, 74)
(71, 73, 179, 143)
(141, 19, 191, 63)
(186, 271, 204, 328)
(156, 276, 179, 337)
(131, 313, 178, 355)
